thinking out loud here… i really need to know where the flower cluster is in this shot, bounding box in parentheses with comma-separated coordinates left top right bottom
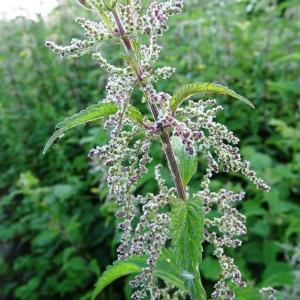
(76, 17, 113, 40)
(45, 39, 95, 57)
(89, 126, 152, 259)
(178, 99, 271, 192)
(140, 0, 183, 70)
(143, 0, 183, 36)
(184, 99, 270, 298)
(46, 1, 272, 299)
(129, 166, 174, 300)
(153, 66, 176, 81)
(199, 189, 246, 299)
(89, 126, 175, 299)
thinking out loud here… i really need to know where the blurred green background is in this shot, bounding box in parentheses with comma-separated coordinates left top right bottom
(0, 0, 299, 299)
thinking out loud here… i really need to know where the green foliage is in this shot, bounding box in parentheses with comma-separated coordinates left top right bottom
(231, 286, 262, 300)
(43, 102, 117, 153)
(261, 263, 294, 287)
(92, 257, 143, 299)
(171, 136, 198, 187)
(127, 104, 144, 125)
(171, 197, 206, 299)
(1, 0, 300, 299)
(170, 82, 254, 113)
(44, 102, 144, 153)
(92, 250, 185, 299)
(230, 285, 284, 300)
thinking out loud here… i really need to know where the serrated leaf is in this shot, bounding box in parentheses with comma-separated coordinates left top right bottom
(92, 251, 185, 300)
(43, 102, 117, 154)
(92, 257, 143, 300)
(171, 197, 206, 300)
(43, 102, 144, 154)
(170, 82, 254, 113)
(171, 197, 204, 268)
(171, 136, 198, 187)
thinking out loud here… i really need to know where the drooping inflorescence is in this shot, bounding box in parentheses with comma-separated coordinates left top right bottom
(45, 1, 271, 299)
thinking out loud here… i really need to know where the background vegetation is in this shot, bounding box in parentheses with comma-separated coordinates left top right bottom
(0, 0, 299, 299)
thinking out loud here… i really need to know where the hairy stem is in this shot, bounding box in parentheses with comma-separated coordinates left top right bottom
(112, 9, 187, 201)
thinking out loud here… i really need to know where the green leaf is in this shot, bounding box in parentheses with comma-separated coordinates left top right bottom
(32, 230, 58, 247)
(267, 80, 300, 95)
(285, 217, 300, 240)
(199, 256, 221, 281)
(43, 102, 117, 154)
(43, 102, 144, 154)
(92, 257, 143, 299)
(231, 286, 262, 300)
(249, 220, 270, 238)
(273, 52, 300, 65)
(171, 136, 198, 187)
(232, 286, 283, 300)
(262, 241, 279, 266)
(261, 262, 293, 287)
(127, 104, 144, 124)
(156, 248, 186, 290)
(171, 196, 206, 300)
(171, 197, 204, 268)
(170, 82, 254, 113)
(92, 251, 185, 300)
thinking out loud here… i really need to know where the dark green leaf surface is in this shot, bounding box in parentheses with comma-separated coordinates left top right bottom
(171, 197, 206, 299)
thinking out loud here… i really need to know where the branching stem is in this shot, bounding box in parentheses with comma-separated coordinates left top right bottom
(112, 9, 187, 201)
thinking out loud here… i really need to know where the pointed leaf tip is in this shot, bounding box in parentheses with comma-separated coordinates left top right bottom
(170, 82, 255, 113)
(43, 102, 145, 154)
(91, 252, 185, 299)
(43, 102, 117, 154)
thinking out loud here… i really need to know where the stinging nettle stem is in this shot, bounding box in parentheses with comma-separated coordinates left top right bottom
(112, 9, 187, 201)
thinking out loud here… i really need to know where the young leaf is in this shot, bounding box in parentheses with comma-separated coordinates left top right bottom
(170, 82, 254, 114)
(171, 196, 206, 300)
(43, 102, 144, 154)
(127, 104, 144, 125)
(92, 257, 144, 300)
(92, 251, 185, 300)
(171, 136, 198, 187)
(43, 102, 117, 154)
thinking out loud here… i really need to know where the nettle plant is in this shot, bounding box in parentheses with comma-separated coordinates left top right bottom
(44, 0, 274, 299)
